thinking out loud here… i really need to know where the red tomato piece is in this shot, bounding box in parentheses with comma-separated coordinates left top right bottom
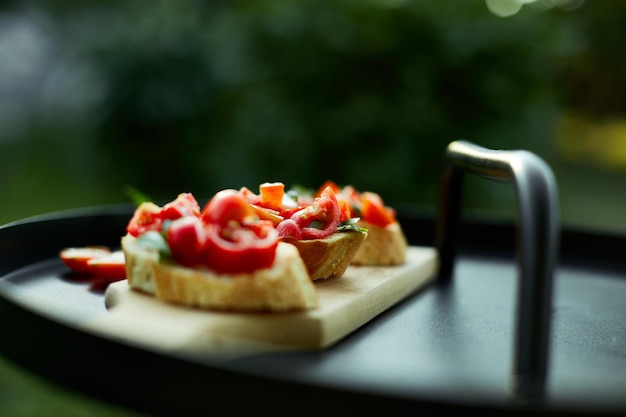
(338, 185, 362, 218)
(360, 191, 396, 227)
(290, 186, 340, 240)
(337, 199, 352, 222)
(279, 204, 308, 220)
(126, 202, 163, 237)
(239, 186, 261, 205)
(316, 180, 341, 196)
(276, 219, 302, 240)
(87, 251, 127, 282)
(203, 221, 278, 274)
(166, 216, 208, 267)
(159, 192, 201, 221)
(201, 189, 255, 226)
(60, 246, 111, 274)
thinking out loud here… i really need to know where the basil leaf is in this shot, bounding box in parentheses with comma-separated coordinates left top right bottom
(136, 231, 171, 258)
(337, 218, 368, 233)
(124, 185, 153, 206)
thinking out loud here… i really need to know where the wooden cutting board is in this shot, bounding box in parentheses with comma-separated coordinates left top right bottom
(85, 246, 438, 361)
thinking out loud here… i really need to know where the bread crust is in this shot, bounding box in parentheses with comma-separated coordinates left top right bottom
(350, 221, 407, 266)
(121, 234, 318, 312)
(285, 230, 368, 280)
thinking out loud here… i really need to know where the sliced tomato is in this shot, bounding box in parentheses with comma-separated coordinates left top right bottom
(200, 189, 255, 226)
(317, 180, 352, 221)
(316, 180, 341, 197)
(290, 186, 340, 240)
(87, 250, 127, 282)
(203, 220, 278, 274)
(360, 191, 396, 227)
(166, 216, 207, 267)
(159, 192, 201, 221)
(279, 204, 308, 220)
(60, 246, 111, 274)
(127, 202, 163, 237)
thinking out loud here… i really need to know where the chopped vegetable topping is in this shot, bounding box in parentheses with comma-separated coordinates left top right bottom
(61, 180, 389, 278)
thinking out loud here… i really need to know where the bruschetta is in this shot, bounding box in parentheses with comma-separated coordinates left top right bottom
(121, 191, 318, 312)
(241, 182, 368, 280)
(323, 182, 408, 266)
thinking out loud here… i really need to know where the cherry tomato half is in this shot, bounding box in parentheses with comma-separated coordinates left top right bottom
(201, 189, 255, 226)
(203, 221, 278, 274)
(166, 216, 208, 267)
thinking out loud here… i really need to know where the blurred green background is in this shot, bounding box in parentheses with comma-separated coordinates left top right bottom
(1, 0, 626, 415)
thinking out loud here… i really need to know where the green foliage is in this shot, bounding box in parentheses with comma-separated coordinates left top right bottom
(0, 0, 589, 218)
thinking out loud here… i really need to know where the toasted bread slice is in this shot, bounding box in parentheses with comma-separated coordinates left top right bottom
(121, 234, 318, 312)
(350, 221, 407, 266)
(285, 230, 368, 280)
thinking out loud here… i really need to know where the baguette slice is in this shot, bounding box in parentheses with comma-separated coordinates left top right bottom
(121, 234, 318, 312)
(284, 230, 368, 280)
(350, 221, 407, 266)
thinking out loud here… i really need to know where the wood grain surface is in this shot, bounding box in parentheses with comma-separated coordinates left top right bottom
(85, 246, 438, 361)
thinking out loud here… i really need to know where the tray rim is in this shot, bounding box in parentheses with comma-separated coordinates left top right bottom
(1, 204, 625, 417)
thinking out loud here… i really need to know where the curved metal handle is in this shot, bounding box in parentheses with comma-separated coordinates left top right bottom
(436, 140, 559, 401)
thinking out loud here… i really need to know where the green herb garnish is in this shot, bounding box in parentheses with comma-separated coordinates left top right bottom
(337, 218, 368, 233)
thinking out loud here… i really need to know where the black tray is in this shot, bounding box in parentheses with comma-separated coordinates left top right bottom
(1, 142, 625, 416)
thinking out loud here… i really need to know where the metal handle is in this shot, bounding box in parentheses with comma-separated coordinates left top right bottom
(436, 140, 559, 402)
